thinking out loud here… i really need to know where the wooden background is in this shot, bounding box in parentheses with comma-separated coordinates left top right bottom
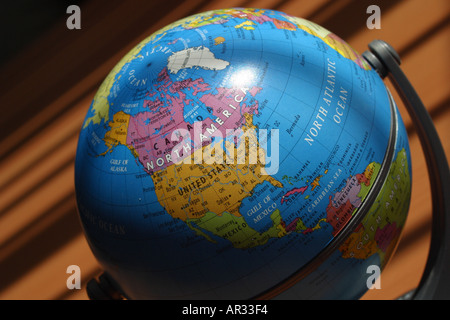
(0, 0, 448, 300)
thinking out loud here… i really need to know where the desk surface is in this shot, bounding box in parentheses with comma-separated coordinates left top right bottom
(0, 0, 448, 300)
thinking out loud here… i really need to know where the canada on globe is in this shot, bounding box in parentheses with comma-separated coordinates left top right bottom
(75, 8, 412, 299)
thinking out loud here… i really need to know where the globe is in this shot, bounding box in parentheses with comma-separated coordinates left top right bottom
(74, 8, 412, 300)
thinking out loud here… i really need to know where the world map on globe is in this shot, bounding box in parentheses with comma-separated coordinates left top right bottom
(75, 8, 412, 299)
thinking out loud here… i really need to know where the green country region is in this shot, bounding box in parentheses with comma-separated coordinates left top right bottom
(344, 149, 411, 263)
(357, 161, 381, 203)
(186, 209, 286, 249)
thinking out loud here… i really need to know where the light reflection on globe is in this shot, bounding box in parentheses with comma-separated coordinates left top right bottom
(75, 8, 411, 299)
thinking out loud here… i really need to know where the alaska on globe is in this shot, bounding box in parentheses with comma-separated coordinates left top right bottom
(74, 8, 412, 299)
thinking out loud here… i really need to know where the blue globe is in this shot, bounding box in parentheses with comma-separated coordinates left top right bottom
(75, 8, 411, 299)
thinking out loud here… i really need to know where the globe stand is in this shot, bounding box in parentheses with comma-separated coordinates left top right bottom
(86, 273, 123, 300)
(362, 40, 450, 299)
(85, 40, 450, 301)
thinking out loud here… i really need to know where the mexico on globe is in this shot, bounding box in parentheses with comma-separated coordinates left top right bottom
(74, 8, 415, 300)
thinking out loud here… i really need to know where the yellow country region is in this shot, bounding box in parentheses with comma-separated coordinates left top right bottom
(99, 111, 131, 156)
(214, 37, 225, 45)
(182, 9, 231, 29)
(310, 174, 322, 191)
(235, 21, 256, 30)
(284, 15, 370, 70)
(152, 114, 283, 222)
(283, 15, 329, 39)
(364, 162, 376, 180)
(301, 24, 352, 59)
(304, 25, 370, 70)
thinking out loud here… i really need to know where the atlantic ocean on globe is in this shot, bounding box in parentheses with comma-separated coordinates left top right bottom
(74, 8, 412, 299)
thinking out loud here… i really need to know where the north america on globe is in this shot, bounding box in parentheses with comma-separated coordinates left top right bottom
(75, 8, 412, 299)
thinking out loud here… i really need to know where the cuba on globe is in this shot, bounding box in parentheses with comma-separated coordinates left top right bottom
(74, 8, 412, 299)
